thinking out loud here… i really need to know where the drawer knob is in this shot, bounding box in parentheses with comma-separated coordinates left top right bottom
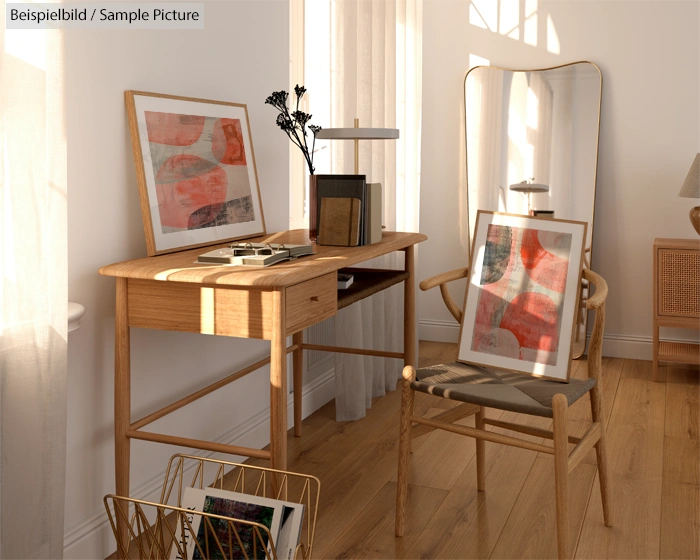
(310, 296, 320, 302)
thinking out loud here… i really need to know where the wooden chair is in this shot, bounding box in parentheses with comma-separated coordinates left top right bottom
(395, 266, 612, 560)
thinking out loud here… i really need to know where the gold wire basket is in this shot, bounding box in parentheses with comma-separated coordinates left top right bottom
(104, 454, 321, 560)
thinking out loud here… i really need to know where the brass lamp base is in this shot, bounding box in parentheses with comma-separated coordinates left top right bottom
(691, 206, 700, 236)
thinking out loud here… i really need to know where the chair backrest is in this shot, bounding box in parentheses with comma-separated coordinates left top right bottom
(458, 211, 588, 381)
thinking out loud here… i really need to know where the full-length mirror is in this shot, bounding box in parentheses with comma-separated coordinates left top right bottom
(464, 61, 602, 358)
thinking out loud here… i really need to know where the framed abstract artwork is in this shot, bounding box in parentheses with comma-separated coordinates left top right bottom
(458, 211, 587, 381)
(125, 91, 266, 256)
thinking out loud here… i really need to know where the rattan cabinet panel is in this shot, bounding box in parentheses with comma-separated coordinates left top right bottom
(652, 238, 700, 381)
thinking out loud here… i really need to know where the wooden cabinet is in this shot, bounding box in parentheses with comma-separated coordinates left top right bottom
(652, 238, 700, 381)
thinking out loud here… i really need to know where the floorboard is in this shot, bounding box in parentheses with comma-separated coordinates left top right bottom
(490, 457, 596, 559)
(321, 481, 447, 560)
(659, 436, 699, 559)
(575, 360, 666, 560)
(664, 363, 699, 440)
(281, 349, 696, 560)
(107, 342, 700, 560)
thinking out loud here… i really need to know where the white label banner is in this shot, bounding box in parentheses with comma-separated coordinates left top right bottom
(6, 3, 204, 29)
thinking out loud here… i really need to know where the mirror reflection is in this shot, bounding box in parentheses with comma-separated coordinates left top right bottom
(464, 61, 602, 357)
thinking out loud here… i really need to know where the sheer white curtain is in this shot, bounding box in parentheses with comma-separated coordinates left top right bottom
(548, 77, 575, 220)
(528, 72, 553, 211)
(528, 72, 553, 184)
(465, 69, 504, 239)
(326, 0, 423, 420)
(0, 22, 68, 559)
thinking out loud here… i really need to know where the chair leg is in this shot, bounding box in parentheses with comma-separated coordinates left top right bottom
(552, 394, 570, 560)
(590, 385, 612, 527)
(475, 406, 486, 491)
(395, 366, 415, 537)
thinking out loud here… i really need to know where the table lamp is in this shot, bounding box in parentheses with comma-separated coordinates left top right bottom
(316, 118, 399, 174)
(678, 153, 700, 235)
(509, 178, 549, 215)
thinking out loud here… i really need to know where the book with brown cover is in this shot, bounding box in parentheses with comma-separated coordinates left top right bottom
(367, 183, 383, 244)
(315, 175, 367, 244)
(318, 197, 361, 246)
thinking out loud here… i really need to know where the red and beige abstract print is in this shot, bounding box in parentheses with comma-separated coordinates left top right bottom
(145, 111, 255, 233)
(471, 224, 572, 366)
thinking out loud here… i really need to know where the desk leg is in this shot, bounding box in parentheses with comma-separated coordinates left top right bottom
(404, 245, 416, 368)
(270, 288, 288, 489)
(292, 331, 303, 437)
(114, 278, 131, 553)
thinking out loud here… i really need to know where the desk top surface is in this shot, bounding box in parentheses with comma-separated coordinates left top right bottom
(99, 229, 427, 287)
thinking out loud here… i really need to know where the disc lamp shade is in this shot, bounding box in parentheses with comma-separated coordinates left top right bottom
(315, 128, 400, 140)
(509, 182, 549, 193)
(316, 119, 400, 174)
(509, 180, 549, 215)
(678, 153, 700, 235)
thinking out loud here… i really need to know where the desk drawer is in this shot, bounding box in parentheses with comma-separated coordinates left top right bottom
(286, 273, 337, 334)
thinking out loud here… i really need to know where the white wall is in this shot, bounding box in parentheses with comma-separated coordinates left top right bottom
(419, 0, 700, 358)
(64, 2, 333, 558)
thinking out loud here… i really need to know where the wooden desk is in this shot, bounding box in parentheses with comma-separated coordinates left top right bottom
(99, 229, 426, 500)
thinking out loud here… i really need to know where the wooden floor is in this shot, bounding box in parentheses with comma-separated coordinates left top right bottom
(250, 341, 699, 560)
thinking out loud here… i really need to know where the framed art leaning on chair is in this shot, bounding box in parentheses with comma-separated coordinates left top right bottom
(395, 211, 612, 560)
(458, 212, 587, 382)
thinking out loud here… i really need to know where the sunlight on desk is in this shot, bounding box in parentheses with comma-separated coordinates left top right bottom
(155, 268, 192, 280)
(200, 287, 215, 334)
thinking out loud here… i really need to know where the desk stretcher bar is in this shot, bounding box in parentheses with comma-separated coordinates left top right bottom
(124, 269, 410, 458)
(129, 345, 300, 431)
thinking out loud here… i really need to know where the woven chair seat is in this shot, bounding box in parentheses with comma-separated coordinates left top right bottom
(412, 362, 596, 418)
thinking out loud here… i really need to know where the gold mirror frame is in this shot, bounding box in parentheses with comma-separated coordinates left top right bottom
(463, 61, 602, 359)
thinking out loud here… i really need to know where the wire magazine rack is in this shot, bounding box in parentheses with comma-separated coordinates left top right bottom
(104, 454, 321, 560)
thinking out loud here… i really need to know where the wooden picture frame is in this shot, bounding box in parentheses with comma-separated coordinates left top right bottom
(125, 91, 266, 256)
(457, 211, 587, 382)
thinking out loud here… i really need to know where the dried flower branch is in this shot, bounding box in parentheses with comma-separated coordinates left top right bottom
(265, 85, 321, 175)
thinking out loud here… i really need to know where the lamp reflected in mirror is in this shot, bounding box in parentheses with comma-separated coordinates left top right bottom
(509, 178, 550, 215)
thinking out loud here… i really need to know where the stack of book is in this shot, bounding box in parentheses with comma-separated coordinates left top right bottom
(173, 486, 305, 560)
(337, 272, 354, 289)
(315, 175, 382, 246)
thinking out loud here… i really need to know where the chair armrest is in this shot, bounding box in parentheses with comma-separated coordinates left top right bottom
(419, 267, 470, 291)
(419, 267, 470, 323)
(581, 268, 608, 382)
(582, 268, 608, 309)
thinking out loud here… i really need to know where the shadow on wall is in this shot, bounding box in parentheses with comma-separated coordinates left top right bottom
(469, 0, 561, 58)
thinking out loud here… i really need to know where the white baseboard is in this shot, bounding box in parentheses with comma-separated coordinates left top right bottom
(63, 368, 336, 559)
(418, 319, 460, 343)
(599, 332, 699, 360)
(599, 333, 652, 359)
